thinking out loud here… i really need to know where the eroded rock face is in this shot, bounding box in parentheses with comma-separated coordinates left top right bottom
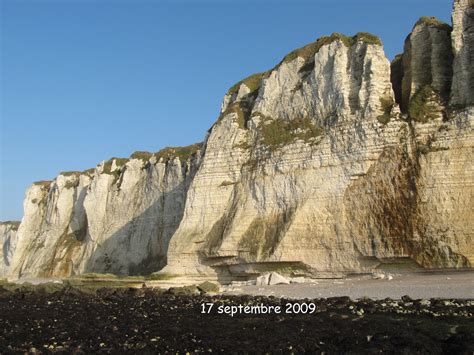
(162, 13, 473, 278)
(412, 112, 474, 268)
(0, 222, 19, 277)
(398, 17, 453, 112)
(7, 0, 474, 280)
(163, 33, 404, 279)
(8, 146, 201, 278)
(451, 0, 474, 106)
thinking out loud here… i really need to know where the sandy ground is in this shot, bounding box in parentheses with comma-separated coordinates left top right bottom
(222, 271, 474, 300)
(8, 270, 474, 300)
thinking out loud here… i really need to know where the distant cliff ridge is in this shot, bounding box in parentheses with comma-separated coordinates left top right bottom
(2, 0, 473, 280)
(3, 144, 202, 278)
(0, 222, 19, 276)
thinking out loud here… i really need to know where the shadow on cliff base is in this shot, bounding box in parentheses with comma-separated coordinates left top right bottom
(81, 180, 188, 276)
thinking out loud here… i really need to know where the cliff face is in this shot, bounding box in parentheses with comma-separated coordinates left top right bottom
(3, 0, 473, 280)
(451, 0, 474, 106)
(8, 146, 201, 278)
(163, 33, 401, 278)
(0, 222, 19, 277)
(162, 15, 473, 279)
(398, 17, 453, 112)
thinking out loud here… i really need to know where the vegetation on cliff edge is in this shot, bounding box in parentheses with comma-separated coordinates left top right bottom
(416, 17, 452, 32)
(281, 32, 382, 66)
(102, 158, 128, 175)
(32, 180, 52, 187)
(227, 71, 271, 96)
(152, 143, 202, 163)
(225, 31, 382, 100)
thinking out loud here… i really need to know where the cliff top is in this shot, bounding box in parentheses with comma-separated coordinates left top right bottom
(59, 171, 82, 177)
(99, 142, 202, 175)
(0, 221, 20, 230)
(227, 72, 270, 96)
(130, 142, 202, 163)
(32, 180, 52, 187)
(29, 143, 202, 185)
(226, 32, 382, 97)
(415, 16, 452, 32)
(280, 32, 381, 65)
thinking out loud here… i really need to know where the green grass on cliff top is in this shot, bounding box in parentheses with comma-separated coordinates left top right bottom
(60, 168, 95, 176)
(153, 143, 202, 162)
(102, 157, 128, 174)
(227, 71, 271, 96)
(416, 17, 452, 32)
(32, 180, 52, 187)
(130, 142, 202, 163)
(130, 151, 153, 161)
(30, 143, 201, 186)
(226, 32, 382, 96)
(280, 32, 382, 65)
(100, 142, 201, 175)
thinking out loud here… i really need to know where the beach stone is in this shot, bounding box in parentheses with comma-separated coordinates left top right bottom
(197, 281, 220, 293)
(268, 272, 290, 285)
(419, 299, 431, 307)
(401, 295, 413, 302)
(256, 274, 270, 286)
(290, 277, 306, 284)
(167, 285, 200, 296)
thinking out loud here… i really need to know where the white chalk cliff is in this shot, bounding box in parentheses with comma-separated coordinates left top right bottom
(7, 147, 201, 277)
(0, 222, 19, 277)
(2, 0, 473, 280)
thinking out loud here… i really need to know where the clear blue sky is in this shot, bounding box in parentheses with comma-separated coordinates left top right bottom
(0, 0, 452, 221)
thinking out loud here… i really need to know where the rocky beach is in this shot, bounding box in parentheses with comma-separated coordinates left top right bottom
(1, 279, 473, 353)
(0, 270, 473, 353)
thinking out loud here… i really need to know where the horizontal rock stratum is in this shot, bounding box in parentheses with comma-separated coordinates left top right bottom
(2, 0, 473, 280)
